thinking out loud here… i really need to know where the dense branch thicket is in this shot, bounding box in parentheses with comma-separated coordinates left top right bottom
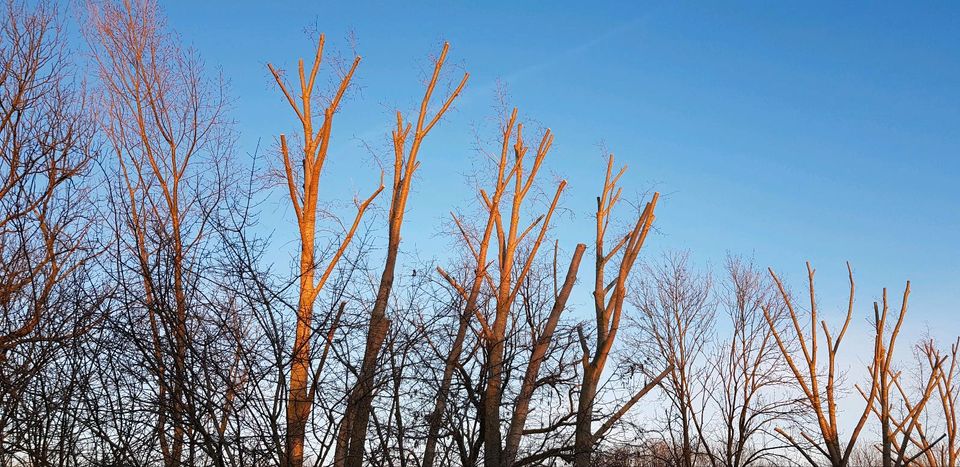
(0, 1, 955, 466)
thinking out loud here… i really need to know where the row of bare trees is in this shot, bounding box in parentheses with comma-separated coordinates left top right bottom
(0, 1, 957, 466)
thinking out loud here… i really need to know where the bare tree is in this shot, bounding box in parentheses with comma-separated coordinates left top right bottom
(85, 0, 241, 464)
(2, 3, 956, 465)
(708, 256, 801, 467)
(631, 251, 715, 467)
(436, 108, 586, 467)
(0, 0, 103, 463)
(337, 42, 468, 467)
(573, 155, 669, 467)
(0, 0, 98, 361)
(763, 263, 876, 467)
(910, 337, 960, 466)
(857, 301, 947, 467)
(266, 34, 380, 467)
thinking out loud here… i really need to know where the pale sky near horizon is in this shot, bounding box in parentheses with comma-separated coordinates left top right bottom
(153, 1, 957, 351)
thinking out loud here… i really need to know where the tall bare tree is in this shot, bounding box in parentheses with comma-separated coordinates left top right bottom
(267, 35, 380, 467)
(0, 1, 102, 462)
(573, 155, 669, 467)
(0, 0, 98, 361)
(2, 3, 956, 465)
(338, 42, 468, 467)
(436, 108, 586, 467)
(708, 256, 800, 467)
(86, 0, 239, 463)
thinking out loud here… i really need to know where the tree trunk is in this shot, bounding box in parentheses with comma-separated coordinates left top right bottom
(422, 305, 472, 467)
(285, 228, 316, 467)
(503, 244, 586, 465)
(573, 368, 598, 467)
(343, 268, 394, 467)
(482, 334, 506, 467)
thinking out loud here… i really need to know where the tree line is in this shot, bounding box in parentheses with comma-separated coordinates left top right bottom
(1, 1, 956, 466)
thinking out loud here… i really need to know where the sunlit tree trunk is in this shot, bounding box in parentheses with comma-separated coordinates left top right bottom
(267, 35, 379, 467)
(573, 155, 663, 467)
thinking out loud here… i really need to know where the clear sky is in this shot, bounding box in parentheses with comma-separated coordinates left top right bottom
(159, 1, 958, 342)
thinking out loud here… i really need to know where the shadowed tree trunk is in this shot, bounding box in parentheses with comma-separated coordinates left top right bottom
(501, 242, 586, 465)
(86, 0, 235, 464)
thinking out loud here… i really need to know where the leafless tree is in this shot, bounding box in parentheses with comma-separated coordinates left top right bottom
(267, 33, 378, 467)
(337, 42, 467, 467)
(573, 155, 670, 467)
(630, 251, 715, 467)
(0, 0, 103, 463)
(706, 256, 801, 467)
(763, 263, 876, 467)
(0, 0, 99, 364)
(910, 337, 960, 466)
(1, 3, 956, 466)
(857, 285, 947, 467)
(85, 0, 244, 464)
(437, 108, 587, 467)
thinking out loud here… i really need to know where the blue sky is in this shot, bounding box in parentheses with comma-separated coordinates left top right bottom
(161, 1, 958, 340)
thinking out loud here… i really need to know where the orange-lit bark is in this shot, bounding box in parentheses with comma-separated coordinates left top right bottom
(765, 264, 878, 467)
(338, 42, 467, 467)
(855, 290, 946, 467)
(0, 0, 94, 354)
(435, 109, 582, 467)
(573, 155, 662, 467)
(912, 338, 960, 466)
(86, 0, 231, 463)
(501, 241, 586, 465)
(267, 35, 381, 467)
